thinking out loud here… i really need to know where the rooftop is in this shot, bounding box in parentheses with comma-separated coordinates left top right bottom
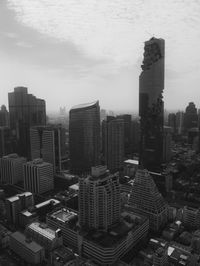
(28, 222, 60, 241)
(124, 159, 139, 165)
(11, 231, 44, 253)
(70, 101, 98, 111)
(35, 198, 60, 209)
(50, 208, 77, 224)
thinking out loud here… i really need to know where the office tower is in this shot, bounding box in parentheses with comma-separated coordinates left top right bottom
(24, 159, 54, 194)
(168, 113, 176, 134)
(153, 247, 168, 266)
(0, 127, 15, 157)
(0, 105, 9, 127)
(176, 111, 184, 135)
(163, 126, 172, 162)
(10, 231, 45, 265)
(5, 192, 34, 224)
(26, 222, 63, 253)
(131, 119, 140, 153)
(184, 102, 198, 131)
(79, 166, 120, 231)
(117, 114, 132, 156)
(129, 169, 168, 232)
(139, 37, 165, 171)
(30, 125, 67, 173)
(102, 116, 124, 173)
(8, 86, 46, 158)
(69, 101, 100, 174)
(0, 153, 26, 184)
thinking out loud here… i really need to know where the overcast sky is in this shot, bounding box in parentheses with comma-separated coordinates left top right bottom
(0, 0, 200, 113)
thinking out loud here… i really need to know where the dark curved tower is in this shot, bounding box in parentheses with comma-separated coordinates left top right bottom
(139, 37, 165, 171)
(69, 101, 100, 174)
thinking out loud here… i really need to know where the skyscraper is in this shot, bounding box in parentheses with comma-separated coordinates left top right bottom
(139, 37, 165, 171)
(69, 101, 100, 174)
(0, 127, 14, 157)
(184, 102, 198, 131)
(23, 159, 54, 194)
(129, 169, 168, 232)
(102, 116, 124, 173)
(0, 105, 9, 127)
(30, 125, 67, 173)
(8, 87, 46, 158)
(79, 166, 120, 231)
(117, 114, 132, 156)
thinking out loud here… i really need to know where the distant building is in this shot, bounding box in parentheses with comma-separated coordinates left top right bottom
(5, 192, 34, 224)
(102, 116, 124, 172)
(129, 169, 168, 232)
(69, 101, 100, 174)
(24, 158, 54, 194)
(0, 127, 15, 157)
(176, 111, 184, 135)
(79, 166, 120, 231)
(30, 124, 67, 173)
(139, 37, 165, 171)
(0, 153, 26, 184)
(163, 126, 172, 162)
(124, 159, 139, 178)
(117, 114, 132, 156)
(0, 105, 9, 127)
(168, 113, 176, 134)
(10, 231, 45, 265)
(8, 86, 46, 158)
(184, 102, 198, 131)
(131, 119, 140, 153)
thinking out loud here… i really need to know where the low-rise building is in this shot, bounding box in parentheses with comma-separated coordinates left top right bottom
(10, 231, 45, 265)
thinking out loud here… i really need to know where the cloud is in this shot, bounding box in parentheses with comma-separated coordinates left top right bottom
(16, 41, 33, 48)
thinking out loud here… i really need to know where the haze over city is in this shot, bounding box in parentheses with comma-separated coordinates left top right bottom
(0, 0, 200, 112)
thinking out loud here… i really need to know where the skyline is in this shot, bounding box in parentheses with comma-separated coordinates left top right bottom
(0, 0, 200, 112)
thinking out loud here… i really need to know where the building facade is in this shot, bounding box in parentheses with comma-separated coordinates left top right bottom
(23, 159, 54, 194)
(8, 86, 46, 158)
(69, 101, 100, 174)
(79, 166, 120, 231)
(0, 153, 26, 184)
(129, 169, 168, 232)
(30, 125, 67, 173)
(139, 37, 165, 171)
(102, 116, 124, 173)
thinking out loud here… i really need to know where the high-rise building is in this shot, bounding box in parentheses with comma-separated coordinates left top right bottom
(0, 105, 9, 127)
(8, 86, 46, 158)
(176, 111, 184, 135)
(0, 153, 26, 184)
(131, 119, 140, 153)
(69, 101, 100, 174)
(117, 114, 132, 156)
(129, 169, 168, 232)
(168, 113, 176, 134)
(0, 127, 15, 157)
(184, 102, 198, 131)
(30, 125, 67, 173)
(139, 37, 165, 171)
(163, 126, 172, 162)
(102, 116, 124, 173)
(23, 159, 54, 194)
(79, 166, 120, 231)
